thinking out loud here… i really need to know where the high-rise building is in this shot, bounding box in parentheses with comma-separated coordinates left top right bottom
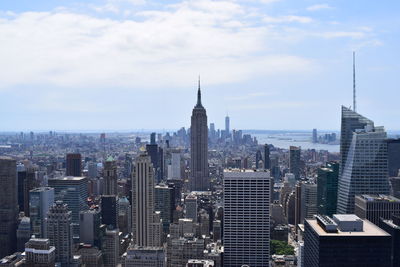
(16, 217, 31, 252)
(66, 153, 82, 177)
(30, 187, 55, 238)
(169, 150, 181, 180)
(46, 201, 74, 266)
(223, 170, 270, 267)
(304, 214, 392, 267)
(390, 176, 400, 199)
(79, 209, 101, 246)
(103, 157, 118, 196)
(123, 246, 165, 267)
(0, 156, 18, 258)
(155, 184, 175, 233)
(225, 115, 230, 136)
(317, 162, 339, 217)
(185, 194, 198, 223)
(48, 176, 89, 237)
(25, 237, 56, 267)
(289, 146, 301, 180)
(300, 183, 318, 223)
(337, 109, 390, 213)
(255, 150, 262, 169)
(387, 139, 400, 177)
(75, 244, 103, 267)
(102, 227, 119, 267)
(168, 234, 205, 267)
(146, 136, 163, 183)
(354, 194, 400, 226)
(101, 195, 119, 229)
(187, 259, 214, 267)
(312, 129, 318, 143)
(379, 214, 400, 267)
(18, 167, 38, 216)
(190, 81, 209, 191)
(294, 183, 302, 227)
(118, 197, 132, 235)
(264, 144, 270, 170)
(132, 153, 162, 247)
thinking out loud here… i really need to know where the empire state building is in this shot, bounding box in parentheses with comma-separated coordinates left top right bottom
(190, 80, 209, 191)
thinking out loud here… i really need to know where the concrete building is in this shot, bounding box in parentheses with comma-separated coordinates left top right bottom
(168, 234, 205, 267)
(25, 237, 55, 267)
(317, 162, 339, 217)
(0, 157, 18, 258)
(118, 197, 132, 235)
(223, 170, 270, 267)
(379, 214, 400, 267)
(155, 184, 175, 233)
(289, 146, 301, 180)
(304, 214, 391, 267)
(29, 187, 54, 238)
(75, 244, 103, 267)
(101, 195, 119, 229)
(300, 183, 318, 223)
(132, 153, 162, 247)
(79, 209, 101, 246)
(46, 201, 74, 266)
(355, 194, 400, 225)
(185, 194, 198, 223)
(122, 246, 165, 267)
(16, 217, 31, 252)
(187, 259, 214, 267)
(102, 228, 119, 267)
(190, 81, 209, 191)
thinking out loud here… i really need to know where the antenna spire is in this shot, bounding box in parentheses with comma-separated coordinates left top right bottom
(196, 75, 202, 107)
(353, 51, 356, 112)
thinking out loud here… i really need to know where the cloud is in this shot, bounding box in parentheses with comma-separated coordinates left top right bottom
(306, 4, 332, 11)
(263, 15, 313, 24)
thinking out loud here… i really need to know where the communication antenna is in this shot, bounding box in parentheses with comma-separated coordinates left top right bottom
(353, 51, 356, 112)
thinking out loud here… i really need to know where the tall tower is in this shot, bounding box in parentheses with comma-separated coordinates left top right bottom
(190, 79, 209, 191)
(66, 153, 82, 177)
(132, 153, 162, 247)
(103, 156, 118, 196)
(47, 201, 73, 266)
(289, 146, 301, 180)
(0, 156, 18, 258)
(225, 115, 230, 135)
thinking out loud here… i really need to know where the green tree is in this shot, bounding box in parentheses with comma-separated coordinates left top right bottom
(270, 240, 295, 255)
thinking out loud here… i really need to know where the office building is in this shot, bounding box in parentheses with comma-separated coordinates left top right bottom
(185, 194, 198, 223)
(190, 81, 209, 191)
(169, 151, 181, 180)
(17, 167, 37, 216)
(289, 146, 301, 180)
(225, 115, 230, 136)
(294, 183, 302, 226)
(103, 157, 118, 196)
(155, 184, 175, 233)
(16, 217, 31, 252)
(123, 246, 165, 267)
(0, 157, 18, 258)
(101, 195, 119, 229)
(66, 153, 82, 177)
(312, 129, 318, 143)
(48, 176, 89, 237)
(255, 150, 262, 169)
(355, 194, 400, 225)
(25, 237, 56, 267)
(187, 259, 214, 267)
(102, 228, 119, 267)
(30, 187, 55, 238)
(391, 176, 400, 199)
(132, 153, 162, 247)
(304, 214, 391, 267)
(388, 139, 400, 177)
(47, 201, 74, 266)
(75, 244, 103, 267)
(317, 162, 339, 216)
(168, 234, 205, 267)
(79, 209, 101, 246)
(118, 197, 132, 235)
(337, 110, 390, 213)
(264, 144, 270, 170)
(379, 214, 400, 267)
(223, 170, 270, 267)
(300, 183, 318, 223)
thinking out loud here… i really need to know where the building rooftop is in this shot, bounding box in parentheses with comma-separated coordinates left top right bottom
(357, 194, 400, 202)
(49, 176, 86, 181)
(306, 216, 390, 237)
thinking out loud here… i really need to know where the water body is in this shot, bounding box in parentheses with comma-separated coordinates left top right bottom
(245, 131, 340, 153)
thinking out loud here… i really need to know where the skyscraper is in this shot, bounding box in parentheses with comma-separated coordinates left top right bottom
(132, 153, 162, 247)
(289, 146, 301, 180)
(337, 110, 390, 214)
(304, 214, 391, 267)
(264, 144, 270, 170)
(312, 129, 318, 143)
(66, 153, 82, 177)
(300, 183, 318, 223)
(0, 156, 18, 258)
(354, 194, 400, 226)
(387, 139, 400, 177)
(25, 237, 56, 267)
(101, 195, 119, 229)
(190, 80, 209, 191)
(225, 115, 230, 136)
(29, 187, 55, 238)
(317, 162, 339, 217)
(47, 201, 73, 266)
(103, 157, 118, 196)
(223, 170, 270, 267)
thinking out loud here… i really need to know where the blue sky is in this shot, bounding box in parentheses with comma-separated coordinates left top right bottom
(0, 0, 399, 131)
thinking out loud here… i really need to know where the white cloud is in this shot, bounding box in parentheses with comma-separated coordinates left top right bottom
(306, 4, 332, 11)
(263, 15, 313, 24)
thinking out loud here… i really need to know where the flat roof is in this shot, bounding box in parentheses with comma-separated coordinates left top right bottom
(224, 169, 270, 178)
(306, 218, 390, 237)
(49, 176, 86, 181)
(357, 194, 400, 202)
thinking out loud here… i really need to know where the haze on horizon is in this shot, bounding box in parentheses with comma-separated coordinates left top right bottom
(0, 0, 399, 132)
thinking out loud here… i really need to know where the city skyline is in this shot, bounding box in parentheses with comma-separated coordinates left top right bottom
(0, 0, 399, 131)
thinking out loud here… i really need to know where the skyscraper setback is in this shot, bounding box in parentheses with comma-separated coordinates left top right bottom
(190, 80, 209, 191)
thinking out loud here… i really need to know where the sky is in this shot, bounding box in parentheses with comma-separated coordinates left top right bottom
(0, 0, 399, 132)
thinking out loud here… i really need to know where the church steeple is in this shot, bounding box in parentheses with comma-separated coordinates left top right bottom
(196, 76, 203, 108)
